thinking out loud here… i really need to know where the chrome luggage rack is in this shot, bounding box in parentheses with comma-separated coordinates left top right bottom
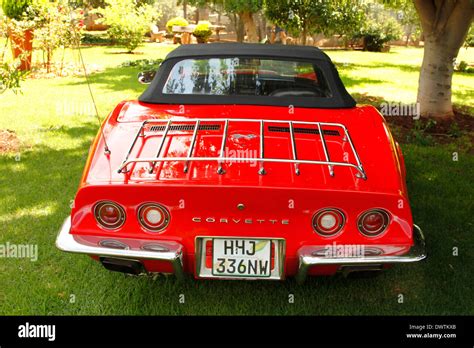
(117, 118, 367, 180)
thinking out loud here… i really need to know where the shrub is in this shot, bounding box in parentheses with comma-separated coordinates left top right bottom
(97, 0, 161, 53)
(120, 58, 163, 70)
(457, 61, 468, 72)
(455, 60, 473, 74)
(166, 16, 188, 33)
(0, 61, 27, 93)
(356, 16, 402, 52)
(33, 1, 84, 72)
(193, 21, 212, 43)
(1, 0, 32, 20)
(81, 32, 113, 45)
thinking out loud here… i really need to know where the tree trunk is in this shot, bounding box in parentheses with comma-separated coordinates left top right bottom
(301, 26, 307, 45)
(232, 13, 244, 43)
(47, 48, 52, 73)
(198, 7, 209, 21)
(414, 0, 473, 118)
(183, 0, 187, 19)
(417, 34, 456, 117)
(405, 26, 412, 46)
(240, 11, 258, 43)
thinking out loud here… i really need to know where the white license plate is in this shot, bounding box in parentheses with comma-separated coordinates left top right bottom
(212, 238, 272, 278)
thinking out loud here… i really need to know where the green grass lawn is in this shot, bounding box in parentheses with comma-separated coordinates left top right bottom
(0, 44, 472, 315)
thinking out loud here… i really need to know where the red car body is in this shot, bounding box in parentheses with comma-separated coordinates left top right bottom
(57, 44, 426, 281)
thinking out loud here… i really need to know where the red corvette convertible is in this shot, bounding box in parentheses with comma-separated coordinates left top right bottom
(56, 44, 426, 282)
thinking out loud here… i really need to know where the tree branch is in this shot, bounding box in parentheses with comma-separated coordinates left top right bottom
(433, 0, 457, 35)
(444, 0, 474, 49)
(413, 0, 436, 33)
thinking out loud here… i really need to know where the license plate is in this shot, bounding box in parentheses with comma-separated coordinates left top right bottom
(212, 238, 272, 278)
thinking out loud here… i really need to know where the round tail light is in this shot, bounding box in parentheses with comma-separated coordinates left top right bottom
(312, 208, 345, 237)
(94, 201, 126, 230)
(138, 203, 170, 232)
(358, 209, 390, 237)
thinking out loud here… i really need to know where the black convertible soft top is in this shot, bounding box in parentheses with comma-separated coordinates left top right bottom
(163, 43, 332, 61)
(139, 43, 356, 108)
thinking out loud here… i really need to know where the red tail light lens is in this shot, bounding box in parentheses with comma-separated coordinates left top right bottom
(312, 208, 345, 237)
(358, 209, 390, 237)
(138, 203, 170, 232)
(94, 201, 125, 230)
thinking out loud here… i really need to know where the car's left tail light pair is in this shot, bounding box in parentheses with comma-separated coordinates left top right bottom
(94, 201, 170, 232)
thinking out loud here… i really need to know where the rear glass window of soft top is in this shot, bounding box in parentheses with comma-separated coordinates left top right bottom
(162, 57, 332, 98)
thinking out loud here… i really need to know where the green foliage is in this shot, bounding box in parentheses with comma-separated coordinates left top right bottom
(157, 0, 179, 29)
(447, 121, 462, 138)
(193, 21, 212, 42)
(82, 32, 113, 45)
(465, 25, 474, 48)
(223, 0, 263, 14)
(264, 0, 329, 39)
(391, 1, 420, 44)
(0, 61, 27, 93)
(328, 0, 366, 45)
(33, 1, 84, 70)
(72, 0, 152, 8)
(407, 119, 436, 146)
(1, 0, 32, 20)
(69, 0, 106, 8)
(457, 60, 468, 72)
(265, 0, 367, 43)
(120, 58, 163, 70)
(165, 16, 188, 32)
(455, 60, 473, 74)
(184, 0, 262, 42)
(97, 0, 161, 53)
(356, 15, 403, 52)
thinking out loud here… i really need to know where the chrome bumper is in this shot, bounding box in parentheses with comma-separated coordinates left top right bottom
(296, 224, 427, 283)
(56, 217, 184, 280)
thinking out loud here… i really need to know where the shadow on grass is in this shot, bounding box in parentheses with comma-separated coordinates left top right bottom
(0, 123, 98, 226)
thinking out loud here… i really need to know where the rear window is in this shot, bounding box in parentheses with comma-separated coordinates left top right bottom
(163, 57, 331, 98)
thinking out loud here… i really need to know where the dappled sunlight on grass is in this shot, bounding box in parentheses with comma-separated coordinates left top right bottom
(0, 202, 58, 224)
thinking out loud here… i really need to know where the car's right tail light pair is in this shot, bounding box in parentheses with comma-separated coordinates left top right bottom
(312, 208, 390, 237)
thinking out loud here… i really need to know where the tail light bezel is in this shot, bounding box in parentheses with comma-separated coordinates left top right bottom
(137, 202, 170, 232)
(357, 208, 391, 237)
(312, 208, 346, 237)
(94, 201, 126, 230)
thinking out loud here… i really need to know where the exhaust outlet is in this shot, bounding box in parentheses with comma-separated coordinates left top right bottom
(100, 257, 144, 275)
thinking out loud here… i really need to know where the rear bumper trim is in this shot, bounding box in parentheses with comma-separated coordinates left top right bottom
(296, 224, 426, 283)
(56, 216, 184, 280)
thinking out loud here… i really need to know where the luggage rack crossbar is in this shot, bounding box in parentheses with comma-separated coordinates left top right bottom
(117, 118, 367, 179)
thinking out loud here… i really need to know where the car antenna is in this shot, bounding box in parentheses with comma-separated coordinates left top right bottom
(68, 3, 111, 155)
